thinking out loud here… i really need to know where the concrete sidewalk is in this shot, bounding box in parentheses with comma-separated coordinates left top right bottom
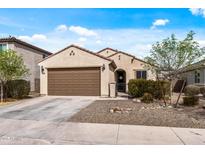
(0, 118, 205, 144)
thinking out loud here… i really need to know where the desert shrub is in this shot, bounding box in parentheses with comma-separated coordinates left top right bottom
(128, 79, 170, 99)
(128, 79, 150, 97)
(183, 85, 200, 106)
(128, 80, 141, 97)
(184, 85, 200, 96)
(200, 86, 205, 97)
(153, 80, 170, 99)
(5, 80, 30, 99)
(183, 96, 199, 106)
(141, 93, 153, 103)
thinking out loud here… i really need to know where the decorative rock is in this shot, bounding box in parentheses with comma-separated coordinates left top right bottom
(136, 99, 141, 103)
(110, 109, 114, 113)
(177, 108, 183, 111)
(109, 107, 132, 114)
(167, 105, 173, 108)
(197, 94, 203, 97)
(133, 98, 141, 103)
(126, 108, 132, 111)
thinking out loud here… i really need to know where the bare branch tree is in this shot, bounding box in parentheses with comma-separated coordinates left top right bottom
(144, 31, 205, 107)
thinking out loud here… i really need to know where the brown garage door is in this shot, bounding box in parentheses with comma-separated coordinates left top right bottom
(48, 67, 100, 96)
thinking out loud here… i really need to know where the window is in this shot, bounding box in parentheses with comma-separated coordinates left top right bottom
(195, 70, 200, 83)
(136, 70, 147, 79)
(0, 44, 7, 51)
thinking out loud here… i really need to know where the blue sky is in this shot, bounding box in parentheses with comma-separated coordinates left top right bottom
(1, 8, 205, 58)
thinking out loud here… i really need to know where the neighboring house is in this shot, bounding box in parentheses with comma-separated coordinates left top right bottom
(177, 59, 205, 86)
(39, 45, 156, 97)
(0, 37, 52, 92)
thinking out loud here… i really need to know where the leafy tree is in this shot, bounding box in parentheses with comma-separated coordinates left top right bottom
(144, 31, 205, 106)
(0, 50, 29, 102)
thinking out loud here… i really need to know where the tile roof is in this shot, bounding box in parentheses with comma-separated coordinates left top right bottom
(98, 47, 151, 64)
(0, 36, 52, 55)
(177, 59, 205, 73)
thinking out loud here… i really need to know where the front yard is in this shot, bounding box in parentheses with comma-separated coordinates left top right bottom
(68, 99, 205, 128)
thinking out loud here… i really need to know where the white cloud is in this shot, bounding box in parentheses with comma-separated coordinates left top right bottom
(18, 35, 32, 42)
(68, 26, 97, 37)
(16, 28, 205, 59)
(198, 40, 205, 47)
(72, 42, 85, 47)
(32, 34, 47, 40)
(78, 37, 87, 42)
(189, 8, 205, 18)
(96, 40, 102, 44)
(55, 24, 68, 32)
(18, 34, 47, 42)
(151, 19, 169, 29)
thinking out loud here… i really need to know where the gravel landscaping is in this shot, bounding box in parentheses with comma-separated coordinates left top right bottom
(68, 99, 205, 128)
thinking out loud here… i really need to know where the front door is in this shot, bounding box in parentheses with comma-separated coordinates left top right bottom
(116, 70, 126, 92)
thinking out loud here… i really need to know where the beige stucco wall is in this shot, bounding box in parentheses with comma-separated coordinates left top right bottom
(180, 69, 205, 85)
(39, 46, 114, 96)
(98, 48, 117, 57)
(7, 42, 49, 92)
(99, 49, 156, 92)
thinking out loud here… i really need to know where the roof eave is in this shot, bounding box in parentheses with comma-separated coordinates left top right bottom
(39, 44, 113, 64)
(0, 37, 52, 55)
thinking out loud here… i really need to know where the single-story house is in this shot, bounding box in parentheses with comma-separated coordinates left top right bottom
(0, 37, 52, 92)
(177, 59, 205, 86)
(39, 45, 156, 97)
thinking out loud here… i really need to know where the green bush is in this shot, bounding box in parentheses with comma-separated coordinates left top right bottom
(141, 93, 153, 103)
(128, 79, 150, 97)
(128, 79, 170, 99)
(5, 80, 30, 99)
(183, 96, 199, 106)
(184, 85, 200, 96)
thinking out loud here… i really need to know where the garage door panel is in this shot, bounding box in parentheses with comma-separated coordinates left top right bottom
(48, 90, 99, 96)
(48, 86, 100, 89)
(48, 85, 100, 89)
(48, 73, 99, 76)
(48, 68, 100, 96)
(48, 78, 100, 82)
(48, 81, 100, 85)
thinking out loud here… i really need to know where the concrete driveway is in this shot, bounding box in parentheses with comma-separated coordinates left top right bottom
(0, 96, 95, 122)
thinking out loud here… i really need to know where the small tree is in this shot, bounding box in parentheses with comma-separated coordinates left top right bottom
(144, 31, 205, 106)
(0, 50, 29, 102)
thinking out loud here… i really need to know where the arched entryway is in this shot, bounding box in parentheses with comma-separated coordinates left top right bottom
(115, 69, 126, 92)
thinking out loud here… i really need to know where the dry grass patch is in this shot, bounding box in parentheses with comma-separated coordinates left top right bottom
(0, 98, 18, 106)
